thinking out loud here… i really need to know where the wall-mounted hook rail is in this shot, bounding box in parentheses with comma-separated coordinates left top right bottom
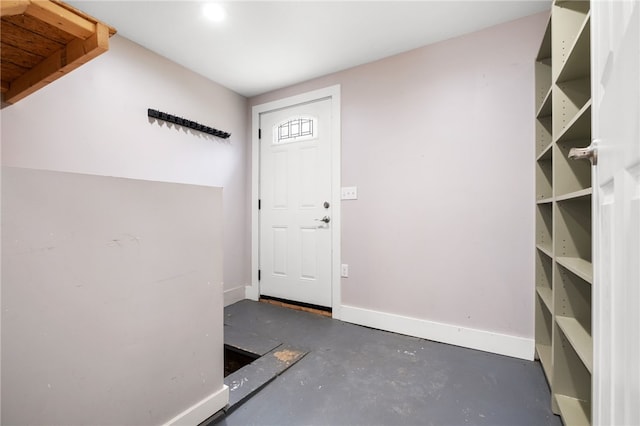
(147, 108, 231, 139)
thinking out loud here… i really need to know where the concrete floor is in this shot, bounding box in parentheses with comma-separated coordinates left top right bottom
(216, 300, 561, 426)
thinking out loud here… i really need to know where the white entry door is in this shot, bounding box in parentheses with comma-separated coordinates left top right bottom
(592, 1, 640, 425)
(259, 98, 333, 307)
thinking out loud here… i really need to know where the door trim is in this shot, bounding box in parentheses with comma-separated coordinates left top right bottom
(248, 85, 341, 319)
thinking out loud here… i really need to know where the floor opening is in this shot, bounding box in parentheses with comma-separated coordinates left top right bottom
(224, 345, 259, 377)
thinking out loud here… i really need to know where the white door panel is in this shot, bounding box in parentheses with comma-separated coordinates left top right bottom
(592, 1, 640, 425)
(259, 98, 333, 307)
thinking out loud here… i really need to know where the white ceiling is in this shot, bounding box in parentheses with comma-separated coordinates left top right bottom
(69, 1, 551, 98)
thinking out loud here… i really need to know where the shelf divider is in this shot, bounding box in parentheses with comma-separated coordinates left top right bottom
(554, 100, 592, 144)
(536, 243, 553, 258)
(556, 256, 593, 284)
(556, 316, 593, 373)
(556, 187, 592, 202)
(537, 287, 553, 312)
(537, 142, 553, 161)
(537, 87, 553, 118)
(555, 394, 590, 426)
(556, 13, 591, 83)
(536, 343, 553, 383)
(537, 197, 554, 205)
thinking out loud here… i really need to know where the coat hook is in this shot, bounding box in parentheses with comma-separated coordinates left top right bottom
(147, 108, 230, 139)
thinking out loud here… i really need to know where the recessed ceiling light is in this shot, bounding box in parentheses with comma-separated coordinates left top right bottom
(202, 3, 226, 23)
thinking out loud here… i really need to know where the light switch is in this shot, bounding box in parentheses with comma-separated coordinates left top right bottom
(341, 264, 349, 278)
(341, 186, 357, 200)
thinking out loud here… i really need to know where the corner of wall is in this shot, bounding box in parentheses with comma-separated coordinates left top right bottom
(163, 385, 229, 426)
(223, 285, 246, 307)
(244, 284, 259, 302)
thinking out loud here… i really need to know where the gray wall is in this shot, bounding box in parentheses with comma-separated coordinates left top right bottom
(1, 167, 224, 425)
(250, 12, 548, 340)
(0, 35, 250, 303)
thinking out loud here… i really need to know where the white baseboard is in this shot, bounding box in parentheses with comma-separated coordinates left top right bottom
(224, 285, 246, 307)
(163, 385, 229, 426)
(245, 284, 259, 301)
(340, 305, 534, 361)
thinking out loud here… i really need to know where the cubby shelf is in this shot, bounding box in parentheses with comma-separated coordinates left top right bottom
(537, 88, 553, 118)
(535, 290, 553, 384)
(537, 15, 552, 59)
(556, 394, 590, 426)
(536, 243, 553, 258)
(554, 145, 592, 197)
(553, 325, 592, 423)
(556, 256, 593, 284)
(553, 81, 591, 138)
(534, 3, 592, 425)
(555, 101, 591, 144)
(552, 0, 590, 82)
(537, 203, 553, 255)
(536, 158, 553, 200)
(536, 116, 553, 157)
(537, 287, 553, 312)
(536, 343, 553, 383)
(556, 13, 591, 84)
(556, 187, 592, 202)
(536, 15, 552, 114)
(537, 142, 553, 162)
(555, 202, 591, 266)
(557, 316, 593, 372)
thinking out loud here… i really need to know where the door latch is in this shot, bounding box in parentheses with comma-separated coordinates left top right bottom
(569, 140, 598, 165)
(314, 216, 330, 224)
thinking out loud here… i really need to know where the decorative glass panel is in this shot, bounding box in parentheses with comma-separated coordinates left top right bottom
(273, 116, 317, 144)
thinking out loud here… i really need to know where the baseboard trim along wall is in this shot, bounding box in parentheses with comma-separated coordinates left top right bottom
(340, 305, 534, 361)
(163, 385, 229, 426)
(224, 286, 246, 307)
(245, 284, 259, 301)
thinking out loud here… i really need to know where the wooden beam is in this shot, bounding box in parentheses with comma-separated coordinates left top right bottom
(1, 0, 29, 17)
(1, 80, 10, 93)
(62, 22, 109, 71)
(5, 22, 109, 104)
(24, 0, 95, 39)
(51, 0, 117, 36)
(3, 13, 75, 44)
(1, 41, 46, 69)
(4, 47, 62, 104)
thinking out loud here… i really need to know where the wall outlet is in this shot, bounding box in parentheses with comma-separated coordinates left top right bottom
(341, 186, 357, 200)
(341, 264, 349, 278)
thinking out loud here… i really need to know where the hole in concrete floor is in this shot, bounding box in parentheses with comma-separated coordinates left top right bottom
(224, 345, 259, 377)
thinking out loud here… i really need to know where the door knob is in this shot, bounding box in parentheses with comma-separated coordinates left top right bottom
(569, 141, 598, 165)
(314, 216, 330, 223)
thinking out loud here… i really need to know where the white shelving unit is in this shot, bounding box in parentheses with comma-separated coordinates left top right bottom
(534, 2, 593, 425)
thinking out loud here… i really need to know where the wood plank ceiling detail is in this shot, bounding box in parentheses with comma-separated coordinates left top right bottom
(1, 0, 116, 104)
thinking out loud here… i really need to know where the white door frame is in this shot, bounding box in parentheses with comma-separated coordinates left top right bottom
(248, 85, 341, 319)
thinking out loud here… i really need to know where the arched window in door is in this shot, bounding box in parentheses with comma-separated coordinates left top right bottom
(273, 116, 317, 144)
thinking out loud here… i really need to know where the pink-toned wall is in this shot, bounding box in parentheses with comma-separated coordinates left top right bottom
(2, 36, 246, 423)
(250, 12, 549, 341)
(1, 36, 249, 303)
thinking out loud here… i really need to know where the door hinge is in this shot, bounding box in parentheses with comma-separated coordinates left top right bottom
(258, 199, 261, 210)
(258, 128, 262, 139)
(258, 269, 261, 281)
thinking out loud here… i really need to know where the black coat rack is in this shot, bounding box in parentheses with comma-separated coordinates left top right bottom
(148, 108, 231, 139)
